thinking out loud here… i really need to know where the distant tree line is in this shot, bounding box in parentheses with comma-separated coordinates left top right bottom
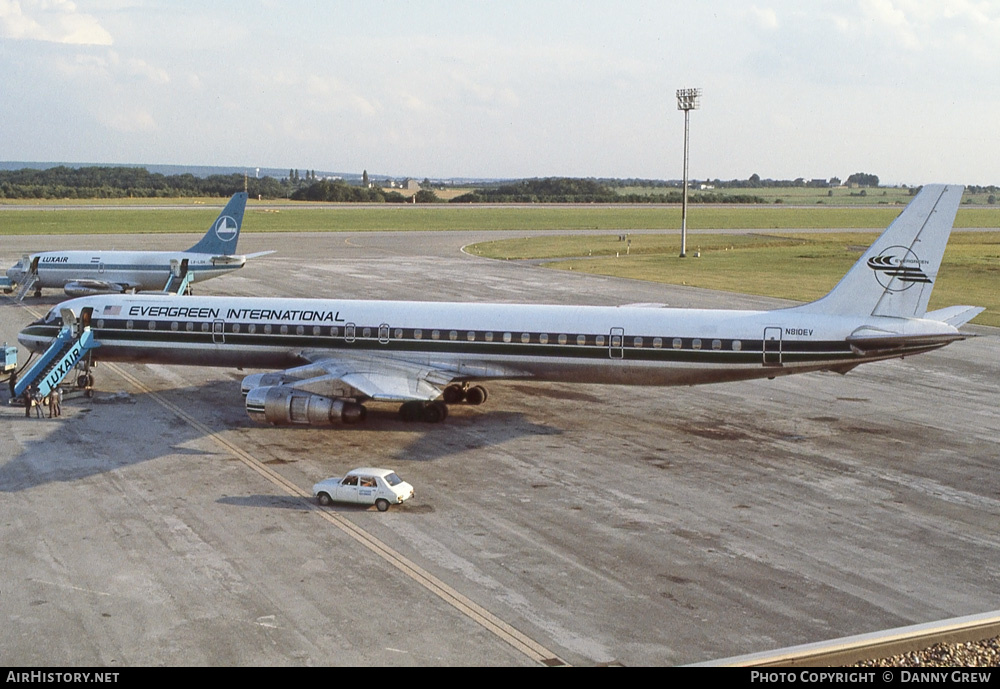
(10, 166, 994, 204)
(449, 177, 765, 203)
(0, 166, 303, 200)
(289, 179, 407, 203)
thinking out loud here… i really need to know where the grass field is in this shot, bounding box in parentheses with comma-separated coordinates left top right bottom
(618, 185, 1000, 206)
(468, 231, 1000, 327)
(2, 203, 999, 236)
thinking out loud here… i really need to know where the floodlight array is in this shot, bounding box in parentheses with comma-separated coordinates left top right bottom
(676, 88, 701, 111)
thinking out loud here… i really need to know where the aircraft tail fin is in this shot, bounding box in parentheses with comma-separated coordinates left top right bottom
(186, 192, 248, 255)
(790, 184, 964, 319)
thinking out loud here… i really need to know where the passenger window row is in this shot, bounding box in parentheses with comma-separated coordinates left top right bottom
(96, 318, 745, 352)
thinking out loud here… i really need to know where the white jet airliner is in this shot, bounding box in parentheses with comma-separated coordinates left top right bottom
(5, 192, 264, 299)
(18, 184, 981, 426)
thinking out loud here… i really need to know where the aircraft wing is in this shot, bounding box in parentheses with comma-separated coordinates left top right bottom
(290, 351, 462, 402)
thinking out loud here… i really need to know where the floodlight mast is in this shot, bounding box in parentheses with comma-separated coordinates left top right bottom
(676, 88, 701, 258)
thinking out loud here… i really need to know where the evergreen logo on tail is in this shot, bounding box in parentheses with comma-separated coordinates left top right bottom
(867, 246, 932, 291)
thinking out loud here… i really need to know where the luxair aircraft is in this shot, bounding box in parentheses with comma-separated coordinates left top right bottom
(18, 184, 981, 426)
(5, 192, 264, 300)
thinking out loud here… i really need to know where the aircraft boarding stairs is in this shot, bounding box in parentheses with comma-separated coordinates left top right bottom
(14, 308, 99, 401)
(163, 258, 193, 295)
(10, 255, 40, 301)
(14, 272, 39, 302)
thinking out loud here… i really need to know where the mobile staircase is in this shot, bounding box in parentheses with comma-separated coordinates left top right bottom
(13, 273, 39, 302)
(14, 308, 99, 400)
(12, 256, 40, 301)
(163, 258, 194, 295)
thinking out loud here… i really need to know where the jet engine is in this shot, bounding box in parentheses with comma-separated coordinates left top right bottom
(241, 372, 298, 397)
(245, 385, 366, 426)
(63, 281, 125, 297)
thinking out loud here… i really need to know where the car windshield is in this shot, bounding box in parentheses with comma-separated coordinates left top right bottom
(383, 472, 403, 487)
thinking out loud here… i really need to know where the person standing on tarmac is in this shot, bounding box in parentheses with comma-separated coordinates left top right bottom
(48, 386, 61, 418)
(31, 385, 43, 418)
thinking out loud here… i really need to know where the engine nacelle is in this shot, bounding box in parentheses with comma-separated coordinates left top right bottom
(63, 281, 125, 297)
(245, 385, 365, 426)
(241, 372, 297, 397)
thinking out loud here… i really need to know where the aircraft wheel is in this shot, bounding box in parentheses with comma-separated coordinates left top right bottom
(317, 493, 333, 506)
(442, 384, 466, 404)
(465, 385, 488, 406)
(422, 401, 445, 424)
(432, 400, 448, 421)
(399, 401, 422, 422)
(375, 498, 390, 512)
(76, 373, 93, 389)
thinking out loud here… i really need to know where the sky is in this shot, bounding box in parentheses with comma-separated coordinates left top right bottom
(2, 1, 999, 186)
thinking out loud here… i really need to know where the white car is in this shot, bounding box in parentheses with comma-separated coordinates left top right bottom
(313, 467, 414, 512)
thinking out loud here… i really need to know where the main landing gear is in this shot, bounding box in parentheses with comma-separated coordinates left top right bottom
(399, 400, 448, 423)
(75, 354, 95, 398)
(397, 383, 489, 424)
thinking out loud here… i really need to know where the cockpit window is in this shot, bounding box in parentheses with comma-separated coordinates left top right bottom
(32, 309, 62, 327)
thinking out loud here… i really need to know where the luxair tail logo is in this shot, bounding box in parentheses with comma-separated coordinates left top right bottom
(867, 245, 931, 291)
(214, 215, 239, 242)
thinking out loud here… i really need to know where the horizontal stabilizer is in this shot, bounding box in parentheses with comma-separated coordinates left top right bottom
(924, 305, 985, 327)
(846, 331, 967, 356)
(210, 250, 274, 265)
(209, 255, 247, 266)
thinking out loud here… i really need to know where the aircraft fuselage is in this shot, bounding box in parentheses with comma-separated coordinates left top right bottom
(19, 294, 961, 389)
(12, 251, 246, 293)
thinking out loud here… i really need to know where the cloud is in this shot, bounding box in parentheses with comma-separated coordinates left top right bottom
(0, 0, 113, 45)
(52, 50, 169, 86)
(748, 5, 779, 30)
(101, 106, 157, 134)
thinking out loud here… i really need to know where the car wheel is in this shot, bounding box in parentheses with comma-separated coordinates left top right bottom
(317, 493, 332, 506)
(375, 498, 390, 512)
